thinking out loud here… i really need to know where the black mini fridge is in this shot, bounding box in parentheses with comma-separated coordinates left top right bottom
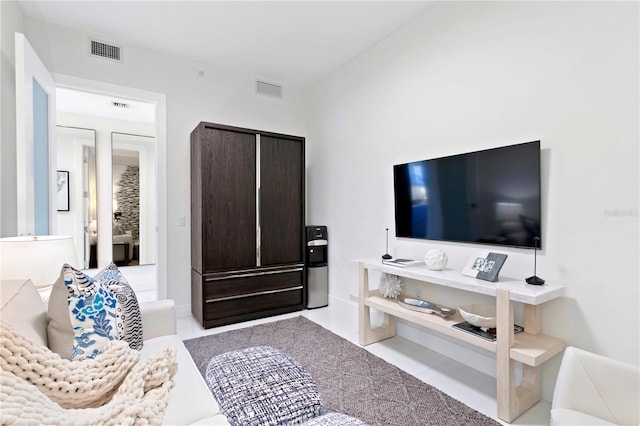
(305, 226, 328, 308)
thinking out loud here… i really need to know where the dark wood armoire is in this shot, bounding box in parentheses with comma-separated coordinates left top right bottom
(190, 122, 305, 328)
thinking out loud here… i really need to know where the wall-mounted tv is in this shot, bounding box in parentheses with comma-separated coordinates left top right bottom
(393, 141, 541, 249)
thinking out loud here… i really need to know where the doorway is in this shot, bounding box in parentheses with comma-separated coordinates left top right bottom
(55, 75, 167, 299)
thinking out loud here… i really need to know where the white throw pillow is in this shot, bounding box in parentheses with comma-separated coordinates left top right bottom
(47, 263, 142, 360)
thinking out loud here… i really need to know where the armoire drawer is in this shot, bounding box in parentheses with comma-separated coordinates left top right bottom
(204, 287, 303, 323)
(203, 269, 302, 300)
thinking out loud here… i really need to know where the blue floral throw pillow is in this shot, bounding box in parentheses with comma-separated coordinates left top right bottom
(47, 263, 143, 360)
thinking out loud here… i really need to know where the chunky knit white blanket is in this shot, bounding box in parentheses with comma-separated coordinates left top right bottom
(0, 321, 177, 425)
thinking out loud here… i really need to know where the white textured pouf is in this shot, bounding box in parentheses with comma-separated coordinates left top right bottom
(205, 346, 323, 426)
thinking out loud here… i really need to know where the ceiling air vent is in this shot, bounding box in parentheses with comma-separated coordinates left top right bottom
(256, 80, 282, 98)
(89, 39, 122, 62)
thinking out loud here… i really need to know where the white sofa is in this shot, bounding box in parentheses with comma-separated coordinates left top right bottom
(0, 278, 230, 425)
(551, 346, 639, 425)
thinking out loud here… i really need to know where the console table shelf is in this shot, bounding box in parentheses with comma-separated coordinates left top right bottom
(352, 258, 566, 423)
(353, 289, 564, 367)
(362, 260, 565, 305)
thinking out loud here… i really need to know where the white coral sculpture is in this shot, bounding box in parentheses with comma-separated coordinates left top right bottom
(379, 273, 402, 298)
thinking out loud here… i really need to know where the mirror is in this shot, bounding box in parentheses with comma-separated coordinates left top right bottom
(56, 126, 97, 268)
(112, 133, 156, 266)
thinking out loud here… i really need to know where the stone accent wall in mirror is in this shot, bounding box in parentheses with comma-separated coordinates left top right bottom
(56, 126, 97, 268)
(112, 133, 156, 266)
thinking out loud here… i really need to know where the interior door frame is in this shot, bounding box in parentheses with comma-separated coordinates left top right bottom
(54, 74, 168, 300)
(15, 32, 57, 236)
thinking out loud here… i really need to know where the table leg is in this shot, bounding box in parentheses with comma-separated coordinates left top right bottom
(496, 289, 542, 422)
(358, 262, 395, 346)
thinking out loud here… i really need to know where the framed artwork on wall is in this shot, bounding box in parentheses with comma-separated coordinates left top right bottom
(56, 170, 69, 212)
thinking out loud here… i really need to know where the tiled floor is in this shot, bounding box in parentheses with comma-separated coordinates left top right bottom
(127, 265, 549, 425)
(177, 306, 551, 426)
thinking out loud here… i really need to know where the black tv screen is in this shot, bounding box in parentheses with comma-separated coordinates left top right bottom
(393, 141, 541, 249)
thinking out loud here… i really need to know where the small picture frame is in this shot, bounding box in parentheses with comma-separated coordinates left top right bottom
(462, 252, 508, 282)
(56, 170, 69, 212)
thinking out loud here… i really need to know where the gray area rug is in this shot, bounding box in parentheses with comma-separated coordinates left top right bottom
(184, 316, 500, 426)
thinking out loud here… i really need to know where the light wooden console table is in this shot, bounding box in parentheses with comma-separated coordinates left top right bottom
(352, 258, 565, 423)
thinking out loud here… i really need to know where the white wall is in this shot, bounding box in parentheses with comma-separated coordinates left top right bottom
(306, 1, 638, 401)
(5, 17, 307, 310)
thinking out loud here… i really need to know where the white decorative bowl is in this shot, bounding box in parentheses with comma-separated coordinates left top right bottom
(424, 249, 447, 270)
(459, 304, 496, 328)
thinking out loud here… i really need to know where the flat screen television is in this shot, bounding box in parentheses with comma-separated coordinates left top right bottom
(393, 141, 541, 249)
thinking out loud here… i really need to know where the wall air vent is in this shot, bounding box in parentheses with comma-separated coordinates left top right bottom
(89, 39, 122, 62)
(256, 80, 282, 98)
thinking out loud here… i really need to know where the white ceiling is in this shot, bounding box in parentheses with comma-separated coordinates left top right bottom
(18, 1, 432, 86)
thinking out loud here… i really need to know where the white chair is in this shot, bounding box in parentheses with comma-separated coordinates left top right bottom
(551, 346, 639, 425)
